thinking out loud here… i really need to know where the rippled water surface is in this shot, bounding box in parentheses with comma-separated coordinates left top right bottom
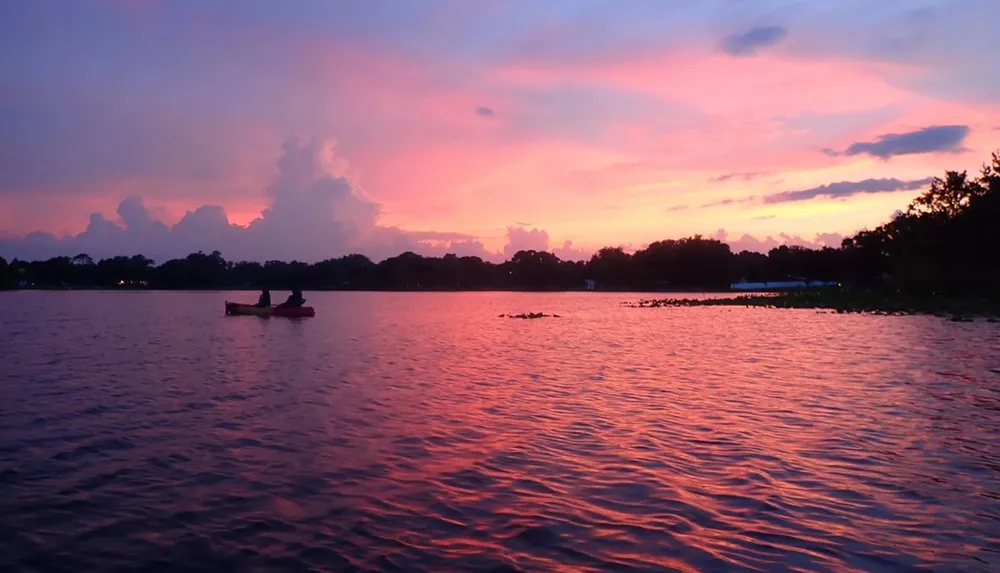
(2, 291, 1000, 572)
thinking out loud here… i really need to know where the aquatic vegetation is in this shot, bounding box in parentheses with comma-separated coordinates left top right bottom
(626, 289, 1000, 319)
(499, 312, 561, 319)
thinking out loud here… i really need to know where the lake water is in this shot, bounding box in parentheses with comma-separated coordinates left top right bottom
(1, 291, 999, 573)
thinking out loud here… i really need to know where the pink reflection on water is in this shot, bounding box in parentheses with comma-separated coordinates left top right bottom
(0, 291, 998, 571)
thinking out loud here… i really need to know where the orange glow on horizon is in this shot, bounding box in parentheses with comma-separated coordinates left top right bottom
(4, 43, 998, 256)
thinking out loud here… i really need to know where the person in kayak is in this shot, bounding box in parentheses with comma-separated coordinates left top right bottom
(276, 288, 306, 309)
(254, 288, 271, 308)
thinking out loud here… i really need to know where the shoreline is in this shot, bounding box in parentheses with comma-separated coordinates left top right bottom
(0, 286, 738, 294)
(625, 290, 1000, 320)
(6, 287, 998, 320)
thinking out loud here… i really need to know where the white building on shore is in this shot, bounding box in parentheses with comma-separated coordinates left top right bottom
(729, 279, 838, 291)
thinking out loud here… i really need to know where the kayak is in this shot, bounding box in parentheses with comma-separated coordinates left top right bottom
(224, 301, 316, 318)
(225, 301, 315, 317)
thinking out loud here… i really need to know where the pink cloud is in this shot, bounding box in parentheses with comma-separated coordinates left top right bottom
(1, 138, 471, 262)
(5, 14, 998, 265)
(552, 240, 593, 261)
(712, 229, 845, 253)
(503, 226, 549, 258)
(485, 47, 1000, 173)
(493, 50, 916, 115)
(191, 35, 1000, 242)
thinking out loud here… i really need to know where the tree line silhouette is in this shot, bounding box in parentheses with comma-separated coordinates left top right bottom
(2, 151, 998, 295)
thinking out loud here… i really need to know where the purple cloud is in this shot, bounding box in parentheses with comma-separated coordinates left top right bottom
(721, 26, 788, 56)
(829, 125, 970, 159)
(762, 177, 934, 204)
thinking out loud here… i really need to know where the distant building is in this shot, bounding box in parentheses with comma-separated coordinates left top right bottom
(730, 279, 838, 291)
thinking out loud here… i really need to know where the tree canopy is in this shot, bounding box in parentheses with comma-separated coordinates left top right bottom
(3, 151, 998, 296)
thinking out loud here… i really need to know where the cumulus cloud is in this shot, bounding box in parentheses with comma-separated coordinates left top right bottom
(552, 240, 592, 262)
(497, 228, 592, 261)
(503, 226, 549, 258)
(825, 125, 970, 159)
(360, 227, 493, 263)
(0, 137, 602, 264)
(713, 229, 845, 253)
(762, 177, 934, 204)
(814, 233, 846, 247)
(721, 26, 788, 56)
(0, 137, 503, 263)
(0, 135, 894, 266)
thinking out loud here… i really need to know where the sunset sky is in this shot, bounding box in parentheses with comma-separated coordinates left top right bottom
(1, 0, 998, 262)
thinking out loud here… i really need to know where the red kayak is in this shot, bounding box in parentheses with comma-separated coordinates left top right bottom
(225, 301, 316, 318)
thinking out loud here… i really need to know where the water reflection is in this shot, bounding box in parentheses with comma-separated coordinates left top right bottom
(1, 291, 998, 572)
